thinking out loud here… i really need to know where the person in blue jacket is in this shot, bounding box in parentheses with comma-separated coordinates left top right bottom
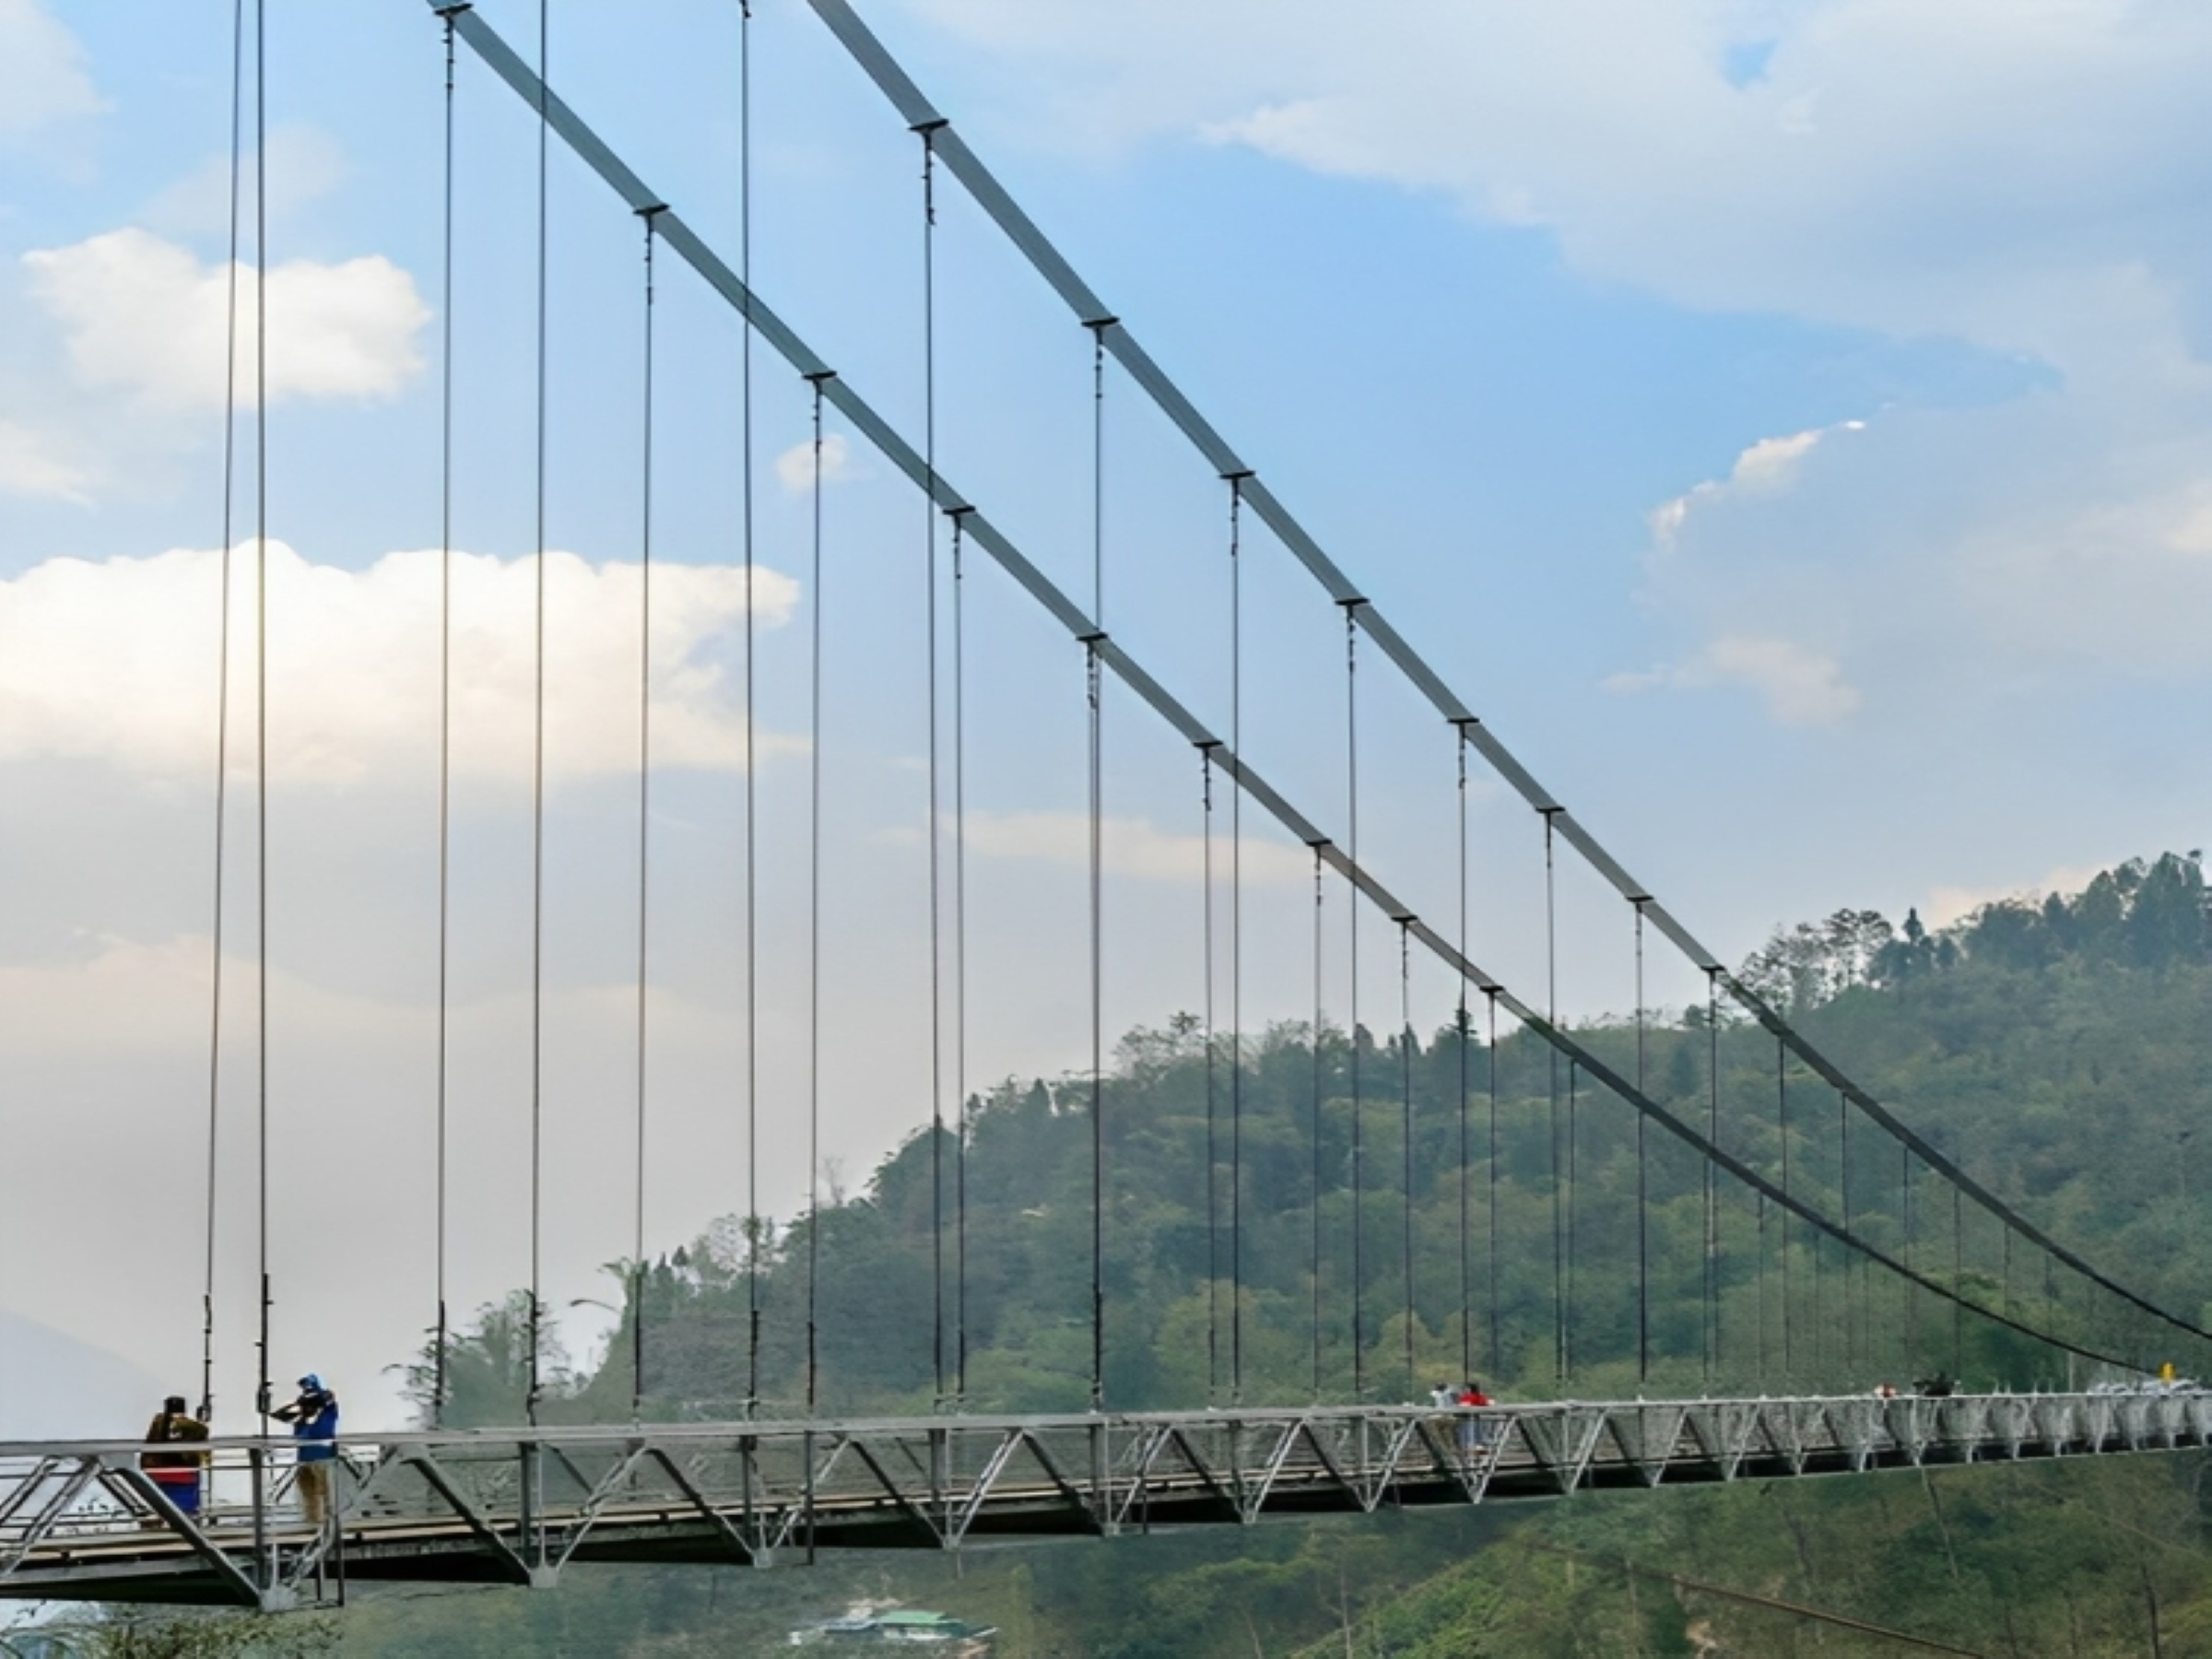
(270, 1373, 339, 1528)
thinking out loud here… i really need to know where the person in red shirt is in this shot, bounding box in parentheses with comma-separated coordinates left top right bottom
(1454, 1382, 1493, 1456)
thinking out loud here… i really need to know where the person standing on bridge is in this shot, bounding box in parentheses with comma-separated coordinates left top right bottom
(139, 1394, 208, 1518)
(1455, 1382, 1493, 1457)
(269, 1373, 339, 1529)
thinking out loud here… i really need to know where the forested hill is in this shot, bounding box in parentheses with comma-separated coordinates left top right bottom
(325, 852, 2212, 1655)
(416, 851, 2212, 1426)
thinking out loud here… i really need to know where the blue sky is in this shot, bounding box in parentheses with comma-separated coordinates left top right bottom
(4, 0, 2210, 1424)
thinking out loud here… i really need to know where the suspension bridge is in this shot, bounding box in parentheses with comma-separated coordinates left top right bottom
(3, 0, 2208, 1613)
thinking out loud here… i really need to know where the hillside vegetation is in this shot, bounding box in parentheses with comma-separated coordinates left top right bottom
(142, 853, 2212, 1653)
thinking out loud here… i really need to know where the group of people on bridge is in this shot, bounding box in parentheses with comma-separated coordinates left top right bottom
(1429, 1380, 1496, 1454)
(137, 1374, 339, 1526)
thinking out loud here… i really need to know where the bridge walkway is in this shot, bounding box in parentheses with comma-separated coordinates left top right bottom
(2, 1394, 2199, 1608)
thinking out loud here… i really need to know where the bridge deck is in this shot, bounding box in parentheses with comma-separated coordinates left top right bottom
(2, 1394, 2201, 1608)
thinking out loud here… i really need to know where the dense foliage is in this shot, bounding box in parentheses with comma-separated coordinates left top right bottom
(192, 853, 2212, 1651)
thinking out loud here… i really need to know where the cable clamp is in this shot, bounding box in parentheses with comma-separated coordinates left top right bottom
(1081, 314, 1120, 333)
(803, 368, 839, 385)
(433, 3, 474, 16)
(912, 116, 950, 135)
(1076, 629, 1107, 646)
(634, 202, 667, 220)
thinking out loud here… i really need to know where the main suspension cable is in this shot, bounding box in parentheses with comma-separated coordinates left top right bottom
(802, 17, 2212, 1357)
(202, 0, 246, 1429)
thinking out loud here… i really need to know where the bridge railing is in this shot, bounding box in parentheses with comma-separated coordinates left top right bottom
(6, 1394, 2208, 1608)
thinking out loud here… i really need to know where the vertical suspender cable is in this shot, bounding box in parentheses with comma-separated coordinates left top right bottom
(1565, 1059, 1578, 1382)
(1399, 922, 1416, 1400)
(1087, 326, 1106, 1414)
(1952, 1186, 1964, 1379)
(951, 509, 971, 1405)
(525, 0, 550, 1431)
(1756, 1188, 1768, 1377)
(1228, 477, 1246, 1404)
(1778, 1037, 1791, 1378)
(1840, 1088, 1853, 1373)
(1544, 811, 1562, 1382)
(202, 0, 245, 1428)
(1456, 732, 1471, 1390)
(431, 6, 457, 1428)
(738, 0, 761, 1419)
(1903, 1145, 1917, 1371)
(1203, 746, 1219, 1403)
(1705, 969, 1720, 1379)
(1311, 848, 1325, 1401)
(920, 124, 946, 1411)
(631, 209, 659, 1421)
(1343, 603, 1364, 1398)
(252, 0, 272, 1429)
(1486, 990, 1500, 1378)
(1634, 901, 1649, 1385)
(805, 371, 830, 1411)
(2002, 1222, 2013, 1336)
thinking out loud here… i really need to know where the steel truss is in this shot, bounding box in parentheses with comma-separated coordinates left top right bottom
(3, 1394, 2204, 1608)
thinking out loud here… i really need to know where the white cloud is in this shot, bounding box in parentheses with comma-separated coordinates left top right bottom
(0, 0, 101, 142)
(901, 0, 2212, 361)
(1650, 420, 1860, 547)
(775, 430, 853, 493)
(1608, 634, 1859, 726)
(22, 228, 429, 411)
(0, 544, 802, 784)
(898, 3, 2212, 724)
(962, 809, 1312, 885)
